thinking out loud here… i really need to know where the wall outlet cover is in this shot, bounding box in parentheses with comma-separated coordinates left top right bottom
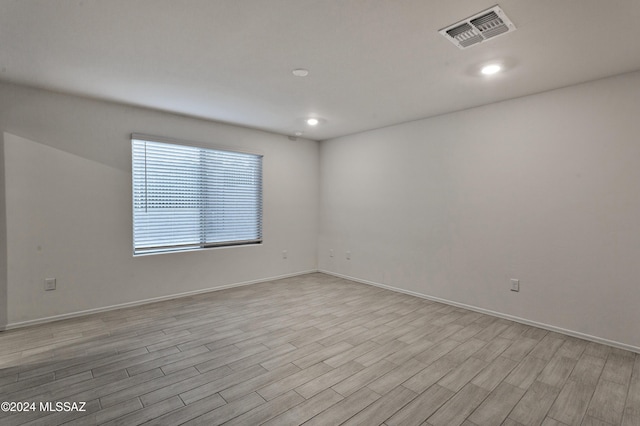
(510, 279, 519, 292)
(45, 278, 56, 291)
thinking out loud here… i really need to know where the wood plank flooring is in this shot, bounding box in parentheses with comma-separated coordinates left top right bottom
(0, 272, 638, 425)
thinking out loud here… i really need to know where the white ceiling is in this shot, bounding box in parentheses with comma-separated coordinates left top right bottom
(1, 0, 640, 141)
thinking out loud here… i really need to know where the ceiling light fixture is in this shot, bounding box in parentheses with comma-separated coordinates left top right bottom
(481, 64, 502, 75)
(292, 68, 309, 77)
(306, 118, 319, 126)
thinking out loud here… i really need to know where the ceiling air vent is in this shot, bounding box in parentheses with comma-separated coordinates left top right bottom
(439, 5, 516, 49)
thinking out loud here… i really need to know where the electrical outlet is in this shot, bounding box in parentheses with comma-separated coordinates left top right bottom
(346, 251, 351, 260)
(510, 279, 519, 292)
(44, 278, 56, 291)
(329, 249, 334, 257)
(282, 250, 288, 259)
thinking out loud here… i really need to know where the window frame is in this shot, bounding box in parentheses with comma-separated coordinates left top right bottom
(131, 133, 263, 256)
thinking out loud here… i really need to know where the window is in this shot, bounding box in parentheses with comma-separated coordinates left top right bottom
(132, 135, 262, 255)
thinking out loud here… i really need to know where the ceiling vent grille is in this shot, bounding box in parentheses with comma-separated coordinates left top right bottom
(439, 5, 516, 49)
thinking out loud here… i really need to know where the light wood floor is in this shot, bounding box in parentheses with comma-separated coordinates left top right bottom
(0, 273, 638, 426)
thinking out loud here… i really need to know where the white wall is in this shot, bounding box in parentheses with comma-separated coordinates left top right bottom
(0, 82, 319, 326)
(319, 71, 640, 350)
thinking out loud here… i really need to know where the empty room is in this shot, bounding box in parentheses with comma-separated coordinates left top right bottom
(1, 1, 639, 425)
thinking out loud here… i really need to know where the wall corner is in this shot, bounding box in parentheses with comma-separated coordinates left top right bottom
(0, 132, 7, 329)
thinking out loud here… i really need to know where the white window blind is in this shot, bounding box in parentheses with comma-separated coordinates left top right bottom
(132, 136, 262, 255)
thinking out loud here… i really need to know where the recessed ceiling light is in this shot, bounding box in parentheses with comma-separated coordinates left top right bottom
(292, 68, 309, 77)
(481, 64, 502, 75)
(306, 118, 319, 126)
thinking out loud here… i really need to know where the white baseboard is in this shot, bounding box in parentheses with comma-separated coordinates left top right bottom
(319, 269, 640, 354)
(2, 270, 318, 331)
